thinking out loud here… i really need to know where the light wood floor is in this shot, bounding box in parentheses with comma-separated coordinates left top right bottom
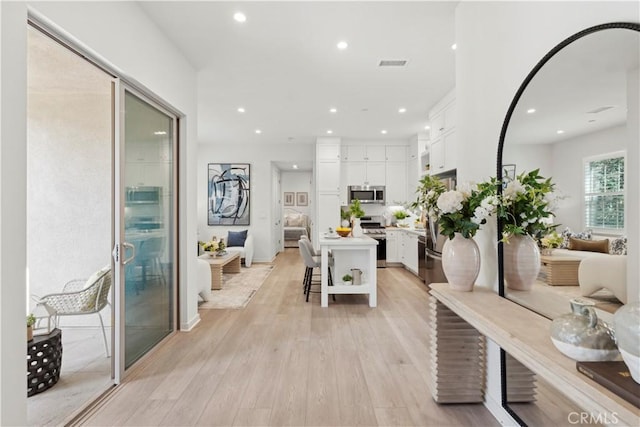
(82, 249, 499, 426)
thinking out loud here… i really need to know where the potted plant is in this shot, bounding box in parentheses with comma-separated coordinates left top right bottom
(540, 230, 562, 255)
(348, 199, 365, 237)
(27, 313, 36, 341)
(342, 273, 353, 286)
(496, 169, 559, 290)
(432, 181, 498, 291)
(199, 238, 220, 256)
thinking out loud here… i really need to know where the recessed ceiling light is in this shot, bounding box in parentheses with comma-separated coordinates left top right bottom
(424, 125, 431, 130)
(451, 43, 457, 50)
(255, 129, 262, 134)
(327, 130, 333, 134)
(337, 41, 348, 50)
(153, 131, 167, 135)
(292, 164, 299, 170)
(527, 108, 536, 114)
(233, 12, 247, 23)
(398, 108, 407, 114)
(237, 107, 245, 113)
(556, 130, 564, 134)
(381, 130, 388, 134)
(329, 107, 337, 113)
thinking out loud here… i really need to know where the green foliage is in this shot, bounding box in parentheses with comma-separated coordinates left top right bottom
(437, 181, 497, 240)
(342, 274, 352, 282)
(394, 210, 409, 220)
(498, 169, 557, 241)
(412, 174, 447, 217)
(27, 313, 36, 327)
(349, 199, 365, 218)
(340, 208, 351, 220)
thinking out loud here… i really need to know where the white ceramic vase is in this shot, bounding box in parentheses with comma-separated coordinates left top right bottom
(503, 234, 540, 291)
(351, 217, 363, 238)
(613, 302, 640, 383)
(441, 233, 480, 292)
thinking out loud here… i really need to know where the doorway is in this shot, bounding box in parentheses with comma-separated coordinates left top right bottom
(26, 23, 179, 424)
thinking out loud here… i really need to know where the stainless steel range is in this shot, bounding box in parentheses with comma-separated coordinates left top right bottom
(360, 218, 386, 267)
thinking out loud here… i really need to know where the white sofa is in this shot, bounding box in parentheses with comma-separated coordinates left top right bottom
(226, 234, 254, 267)
(553, 248, 627, 304)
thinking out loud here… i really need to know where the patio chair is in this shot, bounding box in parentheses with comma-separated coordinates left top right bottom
(32, 265, 112, 357)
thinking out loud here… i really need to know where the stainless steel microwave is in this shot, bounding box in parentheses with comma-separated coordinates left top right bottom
(348, 185, 385, 204)
(125, 186, 161, 204)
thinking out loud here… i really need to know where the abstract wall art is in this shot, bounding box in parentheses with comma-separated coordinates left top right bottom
(208, 163, 250, 225)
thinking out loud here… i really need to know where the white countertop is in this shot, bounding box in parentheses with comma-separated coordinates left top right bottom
(319, 235, 378, 246)
(386, 227, 426, 236)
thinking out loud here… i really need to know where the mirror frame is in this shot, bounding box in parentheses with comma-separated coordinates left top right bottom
(495, 22, 640, 426)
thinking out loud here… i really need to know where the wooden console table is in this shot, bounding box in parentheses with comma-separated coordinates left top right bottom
(429, 283, 639, 426)
(540, 255, 581, 286)
(198, 252, 241, 290)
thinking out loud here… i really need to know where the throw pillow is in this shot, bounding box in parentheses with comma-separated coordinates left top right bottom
(568, 237, 609, 254)
(84, 264, 111, 289)
(560, 227, 592, 248)
(609, 236, 627, 255)
(228, 230, 248, 247)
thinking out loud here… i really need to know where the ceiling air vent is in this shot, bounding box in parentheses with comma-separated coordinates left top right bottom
(586, 106, 614, 114)
(379, 60, 407, 67)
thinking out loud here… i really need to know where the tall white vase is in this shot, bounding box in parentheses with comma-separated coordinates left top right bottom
(351, 217, 363, 238)
(503, 234, 540, 291)
(441, 233, 480, 292)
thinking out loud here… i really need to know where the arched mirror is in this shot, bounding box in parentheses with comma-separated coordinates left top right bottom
(496, 22, 639, 425)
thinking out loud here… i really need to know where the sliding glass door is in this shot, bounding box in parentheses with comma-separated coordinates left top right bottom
(114, 86, 177, 376)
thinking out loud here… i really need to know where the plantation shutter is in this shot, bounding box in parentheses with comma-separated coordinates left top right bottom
(583, 153, 625, 231)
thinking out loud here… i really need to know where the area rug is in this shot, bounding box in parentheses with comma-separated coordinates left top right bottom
(199, 264, 274, 309)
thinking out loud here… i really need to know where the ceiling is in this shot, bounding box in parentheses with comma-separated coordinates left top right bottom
(506, 28, 639, 146)
(137, 1, 458, 146)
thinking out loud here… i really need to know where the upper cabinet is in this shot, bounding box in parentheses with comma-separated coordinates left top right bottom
(428, 90, 457, 175)
(385, 145, 406, 162)
(342, 144, 386, 162)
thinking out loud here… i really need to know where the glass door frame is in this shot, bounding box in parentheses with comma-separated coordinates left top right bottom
(112, 81, 179, 383)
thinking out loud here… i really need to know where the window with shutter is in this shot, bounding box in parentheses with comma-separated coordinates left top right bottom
(583, 151, 625, 233)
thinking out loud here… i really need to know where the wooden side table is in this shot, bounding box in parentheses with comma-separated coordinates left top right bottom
(27, 328, 63, 397)
(198, 252, 241, 290)
(540, 255, 582, 286)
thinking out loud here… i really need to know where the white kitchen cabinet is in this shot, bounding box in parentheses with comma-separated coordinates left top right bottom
(385, 161, 407, 205)
(428, 91, 457, 175)
(345, 161, 385, 186)
(318, 143, 340, 160)
(430, 138, 445, 173)
(317, 193, 341, 234)
(385, 145, 406, 162)
(343, 145, 386, 162)
(386, 229, 401, 263)
(402, 232, 419, 275)
(317, 160, 341, 193)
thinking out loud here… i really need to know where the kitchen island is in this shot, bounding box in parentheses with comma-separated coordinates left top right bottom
(319, 235, 378, 307)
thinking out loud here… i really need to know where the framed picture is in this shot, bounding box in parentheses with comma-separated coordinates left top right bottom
(503, 164, 516, 182)
(207, 163, 250, 225)
(296, 192, 308, 206)
(283, 192, 295, 206)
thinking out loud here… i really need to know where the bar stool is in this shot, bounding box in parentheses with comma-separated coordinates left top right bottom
(298, 239, 335, 302)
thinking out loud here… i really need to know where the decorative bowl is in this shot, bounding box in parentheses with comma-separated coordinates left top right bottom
(335, 228, 351, 237)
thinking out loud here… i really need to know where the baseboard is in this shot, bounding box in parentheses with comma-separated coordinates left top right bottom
(180, 313, 200, 331)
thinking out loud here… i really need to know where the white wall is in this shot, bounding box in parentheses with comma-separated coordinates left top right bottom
(1, 2, 198, 424)
(455, 1, 639, 424)
(197, 143, 314, 262)
(282, 171, 312, 217)
(550, 125, 626, 232)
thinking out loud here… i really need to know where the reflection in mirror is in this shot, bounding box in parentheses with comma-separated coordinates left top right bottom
(502, 28, 639, 321)
(497, 23, 639, 426)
